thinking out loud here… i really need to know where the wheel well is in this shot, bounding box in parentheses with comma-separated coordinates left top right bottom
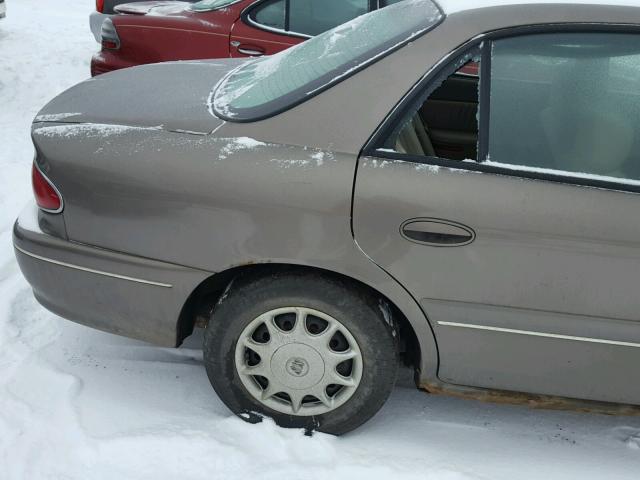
(176, 264, 421, 370)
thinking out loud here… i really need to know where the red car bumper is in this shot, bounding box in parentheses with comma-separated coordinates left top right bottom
(91, 51, 139, 76)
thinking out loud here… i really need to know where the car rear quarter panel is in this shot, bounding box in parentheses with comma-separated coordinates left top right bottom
(31, 122, 440, 379)
(112, 8, 242, 63)
(33, 128, 354, 273)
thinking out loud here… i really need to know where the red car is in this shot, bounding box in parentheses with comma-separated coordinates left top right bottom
(91, 0, 403, 76)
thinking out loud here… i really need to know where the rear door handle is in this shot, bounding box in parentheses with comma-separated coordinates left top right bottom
(400, 218, 475, 246)
(232, 42, 265, 57)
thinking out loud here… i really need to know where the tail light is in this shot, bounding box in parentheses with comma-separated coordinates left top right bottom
(96, 0, 104, 13)
(101, 18, 120, 50)
(32, 162, 63, 213)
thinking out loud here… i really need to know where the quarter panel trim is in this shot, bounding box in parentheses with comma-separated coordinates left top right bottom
(438, 320, 640, 349)
(14, 245, 173, 288)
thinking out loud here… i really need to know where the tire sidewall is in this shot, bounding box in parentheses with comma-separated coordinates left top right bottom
(203, 272, 398, 435)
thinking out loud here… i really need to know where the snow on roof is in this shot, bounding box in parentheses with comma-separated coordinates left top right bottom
(438, 0, 640, 14)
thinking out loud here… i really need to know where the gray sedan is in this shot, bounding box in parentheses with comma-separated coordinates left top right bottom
(15, 0, 640, 434)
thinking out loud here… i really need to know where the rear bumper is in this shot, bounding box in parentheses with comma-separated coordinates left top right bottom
(13, 202, 211, 346)
(89, 11, 111, 42)
(91, 50, 138, 76)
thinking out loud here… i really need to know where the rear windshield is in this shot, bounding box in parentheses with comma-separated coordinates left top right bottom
(190, 0, 243, 12)
(212, 0, 443, 122)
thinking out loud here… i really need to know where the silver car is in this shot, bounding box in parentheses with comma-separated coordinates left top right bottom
(15, 0, 640, 434)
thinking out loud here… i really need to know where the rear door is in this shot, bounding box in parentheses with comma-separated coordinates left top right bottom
(230, 0, 370, 58)
(353, 30, 640, 405)
(230, 0, 302, 58)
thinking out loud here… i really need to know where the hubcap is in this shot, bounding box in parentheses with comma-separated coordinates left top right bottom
(234, 307, 363, 416)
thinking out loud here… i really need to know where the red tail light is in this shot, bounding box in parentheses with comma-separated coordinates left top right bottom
(96, 0, 105, 13)
(32, 163, 63, 213)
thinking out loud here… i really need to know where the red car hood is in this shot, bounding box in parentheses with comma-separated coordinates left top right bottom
(115, 1, 191, 16)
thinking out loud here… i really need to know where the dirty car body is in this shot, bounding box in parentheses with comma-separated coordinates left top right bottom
(15, 0, 640, 433)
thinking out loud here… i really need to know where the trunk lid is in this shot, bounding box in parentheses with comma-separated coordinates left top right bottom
(34, 59, 247, 134)
(114, 1, 190, 15)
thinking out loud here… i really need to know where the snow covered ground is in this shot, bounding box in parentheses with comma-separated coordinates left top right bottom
(1, 1, 640, 479)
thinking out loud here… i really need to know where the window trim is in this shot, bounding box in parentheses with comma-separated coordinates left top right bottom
(243, 0, 379, 40)
(242, 0, 312, 40)
(477, 41, 491, 162)
(190, 0, 245, 13)
(364, 23, 640, 195)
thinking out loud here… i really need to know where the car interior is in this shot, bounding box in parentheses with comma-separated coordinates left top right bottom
(395, 62, 479, 161)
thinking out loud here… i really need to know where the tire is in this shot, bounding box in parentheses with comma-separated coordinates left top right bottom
(203, 270, 399, 435)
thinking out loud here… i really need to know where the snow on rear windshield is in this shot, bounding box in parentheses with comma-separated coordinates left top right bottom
(212, 0, 443, 122)
(190, 0, 242, 12)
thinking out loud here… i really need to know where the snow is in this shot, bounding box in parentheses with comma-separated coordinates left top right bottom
(269, 158, 311, 168)
(33, 112, 83, 122)
(311, 151, 325, 166)
(218, 136, 268, 159)
(1, 1, 640, 479)
(482, 160, 640, 187)
(415, 163, 441, 173)
(33, 123, 162, 138)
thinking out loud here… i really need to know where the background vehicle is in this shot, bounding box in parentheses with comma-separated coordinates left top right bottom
(90, 0, 198, 41)
(1, 0, 6, 19)
(16, 0, 640, 434)
(91, 0, 403, 76)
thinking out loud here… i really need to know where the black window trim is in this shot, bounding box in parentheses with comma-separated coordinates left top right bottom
(363, 23, 640, 195)
(243, 0, 380, 40)
(477, 40, 491, 162)
(242, 0, 312, 40)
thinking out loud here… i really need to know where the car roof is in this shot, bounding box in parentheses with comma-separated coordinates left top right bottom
(438, 0, 640, 15)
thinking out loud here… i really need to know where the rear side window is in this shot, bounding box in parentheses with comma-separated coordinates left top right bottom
(289, 0, 369, 37)
(488, 33, 640, 183)
(213, 0, 443, 121)
(190, 0, 243, 12)
(250, 0, 286, 30)
(383, 54, 481, 160)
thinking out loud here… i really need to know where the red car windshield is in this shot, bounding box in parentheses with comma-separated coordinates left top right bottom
(213, 0, 443, 122)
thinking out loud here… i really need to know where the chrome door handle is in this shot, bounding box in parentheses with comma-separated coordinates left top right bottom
(237, 47, 264, 57)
